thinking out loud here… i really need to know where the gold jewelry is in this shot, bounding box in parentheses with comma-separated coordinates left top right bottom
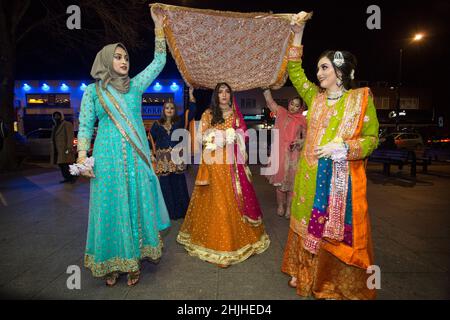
(76, 157, 87, 164)
(155, 28, 165, 39)
(288, 45, 303, 61)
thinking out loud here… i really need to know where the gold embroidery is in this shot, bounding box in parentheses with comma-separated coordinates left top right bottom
(77, 138, 91, 151)
(155, 27, 165, 39)
(153, 2, 298, 90)
(177, 231, 270, 265)
(84, 240, 163, 278)
(155, 38, 166, 53)
(96, 83, 152, 170)
(103, 89, 142, 144)
(288, 45, 303, 61)
(303, 93, 336, 167)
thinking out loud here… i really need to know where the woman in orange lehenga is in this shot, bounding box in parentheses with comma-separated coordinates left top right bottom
(281, 14, 379, 299)
(177, 82, 270, 267)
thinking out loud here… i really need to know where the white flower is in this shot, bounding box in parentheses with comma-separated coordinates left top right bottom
(69, 157, 95, 176)
(204, 142, 217, 151)
(203, 132, 214, 144)
(225, 128, 236, 144)
(350, 69, 355, 80)
(84, 157, 95, 168)
(69, 164, 81, 176)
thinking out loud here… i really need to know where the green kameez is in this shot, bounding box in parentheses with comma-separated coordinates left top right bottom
(288, 60, 379, 234)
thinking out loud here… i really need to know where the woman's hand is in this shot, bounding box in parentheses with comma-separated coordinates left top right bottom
(81, 168, 95, 179)
(289, 139, 305, 151)
(290, 11, 311, 33)
(290, 11, 310, 47)
(151, 6, 164, 28)
(77, 151, 95, 178)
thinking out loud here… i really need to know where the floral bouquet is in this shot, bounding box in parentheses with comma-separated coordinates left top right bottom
(69, 157, 95, 176)
(225, 128, 236, 145)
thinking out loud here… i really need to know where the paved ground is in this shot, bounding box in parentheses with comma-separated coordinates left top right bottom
(0, 161, 449, 300)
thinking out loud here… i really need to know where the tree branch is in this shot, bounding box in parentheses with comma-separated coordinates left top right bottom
(11, 0, 31, 35)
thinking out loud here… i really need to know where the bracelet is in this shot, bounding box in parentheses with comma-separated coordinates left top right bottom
(155, 28, 165, 39)
(288, 45, 303, 61)
(76, 157, 87, 164)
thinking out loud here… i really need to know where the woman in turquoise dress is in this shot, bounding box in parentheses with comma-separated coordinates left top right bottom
(75, 9, 170, 286)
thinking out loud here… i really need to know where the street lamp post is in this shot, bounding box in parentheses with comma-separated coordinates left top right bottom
(395, 48, 403, 130)
(395, 33, 424, 131)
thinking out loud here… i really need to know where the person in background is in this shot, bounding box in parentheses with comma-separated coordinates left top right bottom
(148, 87, 196, 220)
(262, 89, 306, 219)
(51, 111, 76, 184)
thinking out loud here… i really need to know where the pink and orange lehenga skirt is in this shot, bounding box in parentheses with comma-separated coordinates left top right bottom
(282, 161, 377, 300)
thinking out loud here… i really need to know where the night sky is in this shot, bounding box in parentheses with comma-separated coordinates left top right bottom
(15, 0, 450, 91)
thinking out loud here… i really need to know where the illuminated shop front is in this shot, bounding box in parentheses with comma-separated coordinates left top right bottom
(14, 79, 185, 135)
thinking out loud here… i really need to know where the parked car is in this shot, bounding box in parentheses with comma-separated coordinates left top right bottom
(26, 128, 53, 158)
(12, 132, 29, 164)
(380, 132, 424, 151)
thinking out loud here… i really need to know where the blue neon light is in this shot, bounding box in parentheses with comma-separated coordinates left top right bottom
(42, 83, 50, 91)
(23, 83, 31, 91)
(80, 83, 87, 91)
(60, 83, 69, 91)
(153, 82, 162, 91)
(170, 82, 179, 91)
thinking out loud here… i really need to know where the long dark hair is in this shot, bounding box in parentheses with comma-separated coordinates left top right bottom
(158, 101, 180, 125)
(318, 50, 357, 90)
(210, 82, 233, 126)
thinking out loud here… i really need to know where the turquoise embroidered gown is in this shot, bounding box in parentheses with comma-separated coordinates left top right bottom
(77, 37, 170, 277)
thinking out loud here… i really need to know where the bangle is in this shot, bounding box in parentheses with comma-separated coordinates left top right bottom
(155, 28, 165, 39)
(76, 157, 87, 164)
(288, 45, 303, 61)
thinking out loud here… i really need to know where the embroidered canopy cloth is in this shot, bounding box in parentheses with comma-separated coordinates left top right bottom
(152, 3, 311, 91)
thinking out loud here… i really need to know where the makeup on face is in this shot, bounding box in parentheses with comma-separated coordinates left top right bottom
(316, 57, 338, 90)
(113, 47, 129, 76)
(164, 103, 175, 117)
(288, 99, 302, 113)
(218, 85, 231, 106)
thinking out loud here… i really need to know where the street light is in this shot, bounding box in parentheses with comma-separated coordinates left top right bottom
(413, 33, 424, 41)
(395, 32, 425, 130)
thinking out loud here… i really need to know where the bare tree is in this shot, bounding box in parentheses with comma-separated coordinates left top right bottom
(0, 0, 151, 171)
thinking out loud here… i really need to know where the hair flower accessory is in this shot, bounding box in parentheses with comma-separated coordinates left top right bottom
(333, 51, 345, 67)
(350, 69, 355, 80)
